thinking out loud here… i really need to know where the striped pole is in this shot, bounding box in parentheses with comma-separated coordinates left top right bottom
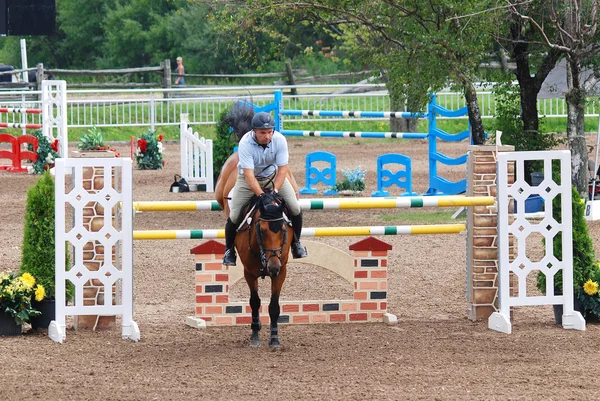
(133, 224, 466, 240)
(132, 196, 494, 212)
(282, 130, 428, 139)
(0, 122, 43, 129)
(0, 107, 42, 114)
(282, 110, 427, 119)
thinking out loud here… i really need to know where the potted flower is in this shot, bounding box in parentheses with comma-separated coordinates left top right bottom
(75, 126, 119, 156)
(28, 129, 60, 174)
(0, 271, 45, 335)
(332, 166, 367, 195)
(20, 171, 74, 329)
(536, 186, 598, 322)
(135, 129, 164, 170)
(578, 263, 600, 321)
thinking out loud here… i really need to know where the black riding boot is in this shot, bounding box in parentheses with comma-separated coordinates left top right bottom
(290, 212, 308, 258)
(223, 218, 237, 266)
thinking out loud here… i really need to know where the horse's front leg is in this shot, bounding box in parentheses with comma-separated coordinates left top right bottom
(246, 273, 262, 348)
(269, 272, 286, 348)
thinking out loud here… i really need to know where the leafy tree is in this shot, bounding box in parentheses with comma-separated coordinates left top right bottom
(505, 0, 600, 196)
(212, 0, 500, 144)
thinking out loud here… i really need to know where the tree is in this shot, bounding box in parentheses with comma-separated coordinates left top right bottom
(493, 3, 564, 182)
(211, 0, 499, 144)
(504, 0, 600, 196)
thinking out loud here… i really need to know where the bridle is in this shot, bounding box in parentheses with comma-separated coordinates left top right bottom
(241, 191, 289, 279)
(254, 216, 288, 278)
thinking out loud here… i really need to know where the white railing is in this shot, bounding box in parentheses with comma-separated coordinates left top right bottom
(0, 84, 597, 129)
(180, 113, 214, 192)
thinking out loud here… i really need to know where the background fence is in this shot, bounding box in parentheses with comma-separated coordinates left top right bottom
(0, 84, 595, 130)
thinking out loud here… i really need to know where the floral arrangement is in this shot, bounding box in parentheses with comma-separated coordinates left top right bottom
(577, 262, 600, 320)
(135, 129, 164, 170)
(30, 130, 60, 174)
(333, 166, 367, 193)
(78, 126, 120, 155)
(0, 271, 45, 325)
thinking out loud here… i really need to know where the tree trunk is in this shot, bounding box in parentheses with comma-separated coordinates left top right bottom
(565, 57, 588, 197)
(389, 92, 417, 133)
(463, 81, 485, 145)
(511, 29, 561, 184)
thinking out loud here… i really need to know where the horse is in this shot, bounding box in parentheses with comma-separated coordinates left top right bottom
(216, 165, 295, 348)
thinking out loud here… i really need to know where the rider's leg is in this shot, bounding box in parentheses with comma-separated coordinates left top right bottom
(290, 212, 308, 258)
(278, 179, 308, 258)
(223, 174, 255, 266)
(223, 217, 237, 265)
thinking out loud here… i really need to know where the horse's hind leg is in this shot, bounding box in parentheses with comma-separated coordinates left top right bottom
(247, 275, 262, 348)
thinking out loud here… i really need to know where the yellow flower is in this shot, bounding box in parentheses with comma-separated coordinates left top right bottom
(34, 285, 45, 302)
(20, 272, 35, 289)
(583, 280, 599, 296)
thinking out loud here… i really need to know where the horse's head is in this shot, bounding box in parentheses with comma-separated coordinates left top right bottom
(254, 191, 290, 278)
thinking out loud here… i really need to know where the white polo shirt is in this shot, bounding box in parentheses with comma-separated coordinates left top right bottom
(237, 130, 289, 177)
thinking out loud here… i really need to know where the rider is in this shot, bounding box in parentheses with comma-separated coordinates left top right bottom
(222, 111, 308, 266)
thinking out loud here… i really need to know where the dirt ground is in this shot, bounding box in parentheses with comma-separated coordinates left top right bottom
(1, 135, 600, 401)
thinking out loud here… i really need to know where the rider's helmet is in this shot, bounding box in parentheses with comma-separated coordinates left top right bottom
(251, 112, 275, 129)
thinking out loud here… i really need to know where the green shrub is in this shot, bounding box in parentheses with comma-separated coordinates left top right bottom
(20, 171, 73, 300)
(213, 108, 238, 182)
(536, 186, 596, 303)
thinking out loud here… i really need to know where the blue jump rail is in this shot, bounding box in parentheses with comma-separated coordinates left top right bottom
(282, 110, 428, 119)
(282, 130, 427, 139)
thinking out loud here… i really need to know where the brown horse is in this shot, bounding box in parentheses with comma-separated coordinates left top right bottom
(216, 155, 295, 348)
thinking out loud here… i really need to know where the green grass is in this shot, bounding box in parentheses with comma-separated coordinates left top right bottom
(378, 210, 461, 224)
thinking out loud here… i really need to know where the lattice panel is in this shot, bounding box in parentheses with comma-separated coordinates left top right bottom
(41, 80, 68, 158)
(489, 150, 585, 334)
(50, 157, 138, 343)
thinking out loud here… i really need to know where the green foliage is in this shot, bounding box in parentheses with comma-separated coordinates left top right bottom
(78, 126, 106, 150)
(332, 167, 366, 193)
(536, 187, 597, 310)
(135, 129, 164, 170)
(489, 82, 564, 152)
(0, 271, 45, 325)
(20, 171, 73, 300)
(213, 109, 238, 181)
(29, 130, 61, 175)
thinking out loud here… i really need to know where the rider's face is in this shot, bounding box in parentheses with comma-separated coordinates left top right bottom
(254, 128, 273, 145)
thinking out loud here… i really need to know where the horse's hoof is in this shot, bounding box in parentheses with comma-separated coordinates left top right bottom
(249, 338, 261, 348)
(268, 338, 280, 349)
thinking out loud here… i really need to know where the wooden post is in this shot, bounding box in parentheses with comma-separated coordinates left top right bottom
(162, 59, 172, 98)
(36, 63, 44, 94)
(285, 61, 297, 95)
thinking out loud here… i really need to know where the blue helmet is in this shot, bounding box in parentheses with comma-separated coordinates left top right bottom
(251, 112, 275, 129)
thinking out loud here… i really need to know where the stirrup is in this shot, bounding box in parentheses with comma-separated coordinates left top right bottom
(291, 242, 308, 259)
(223, 248, 237, 266)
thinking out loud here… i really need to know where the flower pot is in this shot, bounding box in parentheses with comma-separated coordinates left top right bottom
(0, 311, 22, 336)
(338, 190, 362, 196)
(30, 299, 56, 330)
(553, 297, 585, 325)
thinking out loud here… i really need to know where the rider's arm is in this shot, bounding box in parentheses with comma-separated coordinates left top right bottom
(243, 168, 264, 196)
(273, 164, 289, 193)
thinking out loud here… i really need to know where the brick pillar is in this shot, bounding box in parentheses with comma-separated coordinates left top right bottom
(349, 236, 392, 321)
(467, 145, 514, 320)
(190, 240, 229, 325)
(73, 150, 117, 330)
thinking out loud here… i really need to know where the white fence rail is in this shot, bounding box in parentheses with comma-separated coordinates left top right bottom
(0, 84, 596, 129)
(180, 113, 214, 192)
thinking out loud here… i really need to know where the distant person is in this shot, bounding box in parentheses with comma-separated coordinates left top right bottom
(174, 57, 184, 86)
